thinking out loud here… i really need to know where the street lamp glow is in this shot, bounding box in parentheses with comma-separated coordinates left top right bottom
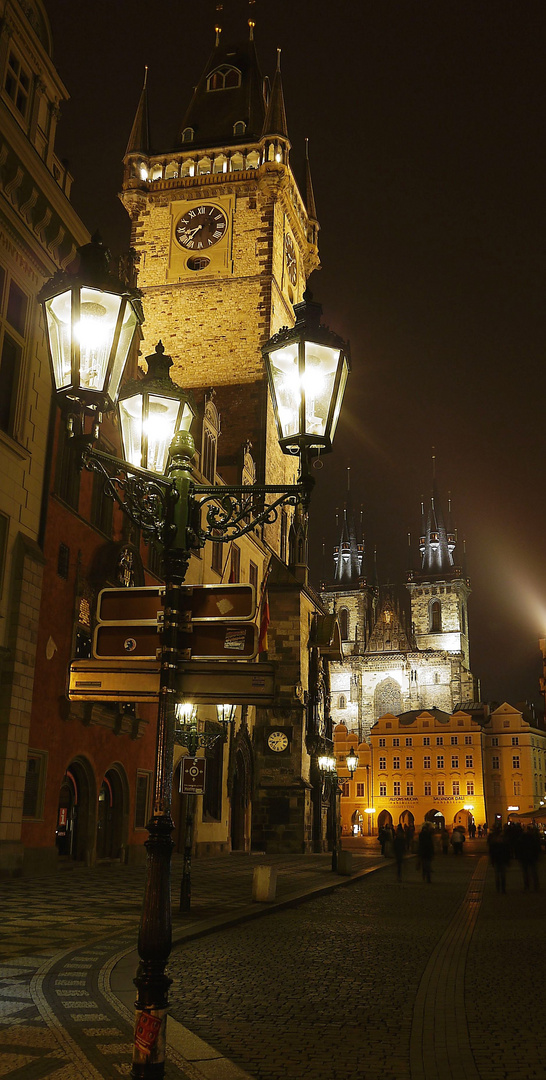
(365, 807, 375, 814)
(263, 293, 350, 455)
(217, 704, 236, 726)
(318, 753, 336, 774)
(39, 236, 143, 414)
(175, 702, 197, 725)
(346, 749, 359, 776)
(118, 342, 195, 474)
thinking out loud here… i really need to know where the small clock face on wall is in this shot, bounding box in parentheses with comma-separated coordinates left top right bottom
(285, 233, 297, 285)
(267, 730, 289, 753)
(175, 204, 228, 251)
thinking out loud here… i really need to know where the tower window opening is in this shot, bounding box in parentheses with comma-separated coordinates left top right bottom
(339, 695, 346, 710)
(233, 120, 246, 135)
(231, 152, 244, 172)
(339, 608, 349, 641)
(181, 127, 194, 143)
(246, 150, 260, 169)
(430, 599, 441, 632)
(207, 66, 241, 92)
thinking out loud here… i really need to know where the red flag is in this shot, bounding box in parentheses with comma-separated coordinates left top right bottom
(258, 591, 270, 653)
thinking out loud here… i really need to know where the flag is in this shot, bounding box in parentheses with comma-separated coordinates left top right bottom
(258, 591, 270, 653)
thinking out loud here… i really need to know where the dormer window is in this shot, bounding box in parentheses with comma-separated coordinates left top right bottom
(233, 120, 246, 136)
(181, 127, 194, 143)
(207, 66, 241, 92)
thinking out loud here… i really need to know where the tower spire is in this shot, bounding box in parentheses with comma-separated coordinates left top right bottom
(303, 137, 318, 222)
(125, 67, 150, 156)
(262, 47, 289, 139)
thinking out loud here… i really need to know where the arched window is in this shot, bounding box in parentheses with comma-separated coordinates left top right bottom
(430, 600, 441, 632)
(165, 161, 178, 179)
(213, 155, 227, 174)
(246, 150, 260, 169)
(374, 677, 402, 720)
(339, 695, 347, 710)
(230, 152, 244, 172)
(201, 396, 220, 482)
(181, 159, 195, 177)
(181, 127, 194, 143)
(207, 66, 241, 91)
(198, 156, 211, 175)
(339, 608, 349, 641)
(233, 120, 246, 136)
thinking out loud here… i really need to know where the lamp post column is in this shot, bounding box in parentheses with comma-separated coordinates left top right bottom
(131, 431, 195, 1079)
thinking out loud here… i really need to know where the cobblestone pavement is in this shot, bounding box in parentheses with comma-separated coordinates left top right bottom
(0, 846, 382, 1078)
(168, 848, 546, 1080)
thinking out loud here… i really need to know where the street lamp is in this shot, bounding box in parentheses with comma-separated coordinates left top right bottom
(318, 748, 358, 871)
(39, 241, 349, 1080)
(174, 703, 234, 912)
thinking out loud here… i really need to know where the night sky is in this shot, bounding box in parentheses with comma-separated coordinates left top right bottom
(44, 0, 546, 709)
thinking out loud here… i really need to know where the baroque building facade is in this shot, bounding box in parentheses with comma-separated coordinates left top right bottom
(321, 484, 479, 742)
(334, 701, 546, 836)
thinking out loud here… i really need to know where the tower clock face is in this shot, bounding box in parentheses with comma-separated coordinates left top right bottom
(285, 233, 297, 285)
(175, 204, 228, 251)
(267, 730, 289, 753)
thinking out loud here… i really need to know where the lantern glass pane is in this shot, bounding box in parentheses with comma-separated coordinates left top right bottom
(303, 342, 340, 440)
(268, 341, 301, 439)
(45, 290, 72, 390)
(77, 287, 122, 392)
(108, 302, 139, 405)
(329, 355, 349, 444)
(146, 394, 181, 474)
(178, 400, 194, 433)
(118, 393, 143, 468)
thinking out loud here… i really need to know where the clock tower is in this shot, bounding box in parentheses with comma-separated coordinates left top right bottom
(120, 25, 320, 487)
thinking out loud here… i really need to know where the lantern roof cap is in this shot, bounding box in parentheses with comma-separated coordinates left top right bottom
(264, 291, 350, 358)
(118, 341, 196, 412)
(38, 234, 143, 312)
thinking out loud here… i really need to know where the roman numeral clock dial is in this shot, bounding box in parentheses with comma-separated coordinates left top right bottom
(175, 205, 228, 250)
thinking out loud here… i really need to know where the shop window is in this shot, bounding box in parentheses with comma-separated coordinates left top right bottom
(22, 751, 47, 819)
(135, 772, 152, 829)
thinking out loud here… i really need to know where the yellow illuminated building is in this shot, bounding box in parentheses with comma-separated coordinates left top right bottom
(334, 703, 546, 836)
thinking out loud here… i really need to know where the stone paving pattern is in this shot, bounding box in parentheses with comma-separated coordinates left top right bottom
(168, 847, 546, 1080)
(0, 842, 544, 1079)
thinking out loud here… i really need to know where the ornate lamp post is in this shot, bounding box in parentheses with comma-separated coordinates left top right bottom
(318, 747, 359, 871)
(39, 241, 349, 1079)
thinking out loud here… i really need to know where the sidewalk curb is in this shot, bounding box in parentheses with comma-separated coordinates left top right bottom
(109, 856, 395, 1079)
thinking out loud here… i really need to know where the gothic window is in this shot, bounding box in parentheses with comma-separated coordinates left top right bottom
(181, 127, 194, 142)
(339, 695, 346, 710)
(430, 600, 441, 632)
(233, 120, 246, 135)
(181, 159, 195, 177)
(201, 397, 220, 481)
(339, 608, 349, 641)
(374, 677, 402, 720)
(165, 161, 178, 178)
(198, 156, 212, 175)
(207, 66, 241, 91)
(231, 152, 244, 171)
(213, 155, 228, 174)
(246, 150, 260, 169)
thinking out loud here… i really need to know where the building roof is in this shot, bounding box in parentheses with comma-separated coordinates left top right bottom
(126, 69, 150, 156)
(262, 49, 288, 139)
(179, 35, 267, 150)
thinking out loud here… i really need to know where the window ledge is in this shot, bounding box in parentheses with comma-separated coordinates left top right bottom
(0, 427, 31, 461)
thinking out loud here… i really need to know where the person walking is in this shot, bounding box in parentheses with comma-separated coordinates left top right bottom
(393, 824, 406, 881)
(440, 826, 450, 855)
(488, 826, 510, 892)
(418, 823, 435, 883)
(451, 827, 465, 856)
(515, 826, 541, 891)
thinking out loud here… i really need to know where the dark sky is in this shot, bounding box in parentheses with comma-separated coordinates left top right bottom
(44, 0, 546, 708)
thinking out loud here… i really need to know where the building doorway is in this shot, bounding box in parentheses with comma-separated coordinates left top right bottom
(377, 809, 393, 829)
(55, 758, 95, 863)
(454, 809, 473, 834)
(230, 749, 247, 850)
(96, 768, 125, 860)
(351, 810, 363, 836)
(425, 809, 445, 830)
(399, 810, 415, 828)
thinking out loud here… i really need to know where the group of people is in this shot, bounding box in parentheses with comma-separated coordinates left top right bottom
(378, 818, 544, 890)
(487, 822, 542, 893)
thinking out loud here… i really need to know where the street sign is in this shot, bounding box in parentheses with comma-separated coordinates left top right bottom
(96, 583, 256, 624)
(67, 659, 275, 705)
(93, 621, 258, 661)
(93, 583, 257, 660)
(68, 659, 160, 702)
(180, 758, 206, 795)
(176, 662, 275, 705)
